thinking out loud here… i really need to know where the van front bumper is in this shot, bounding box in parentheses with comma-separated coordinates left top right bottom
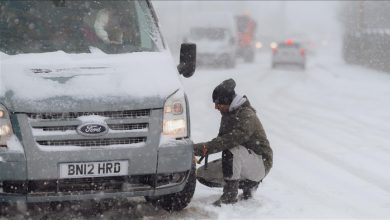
(0, 170, 190, 203)
(0, 138, 194, 204)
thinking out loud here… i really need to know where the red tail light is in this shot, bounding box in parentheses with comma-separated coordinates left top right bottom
(300, 48, 305, 56)
(286, 39, 294, 45)
(272, 48, 278, 54)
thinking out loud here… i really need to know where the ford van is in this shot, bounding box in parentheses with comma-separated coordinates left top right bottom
(0, 0, 196, 212)
(184, 12, 237, 68)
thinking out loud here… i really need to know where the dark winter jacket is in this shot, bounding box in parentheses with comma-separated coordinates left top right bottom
(194, 97, 273, 174)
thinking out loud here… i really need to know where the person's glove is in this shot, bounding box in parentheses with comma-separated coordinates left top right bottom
(194, 143, 208, 157)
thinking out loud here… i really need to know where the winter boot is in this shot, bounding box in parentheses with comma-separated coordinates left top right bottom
(213, 180, 239, 207)
(239, 179, 260, 200)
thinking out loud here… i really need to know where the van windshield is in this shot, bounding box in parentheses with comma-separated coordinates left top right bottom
(0, 0, 163, 55)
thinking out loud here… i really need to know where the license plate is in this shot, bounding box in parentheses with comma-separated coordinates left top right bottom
(59, 160, 128, 179)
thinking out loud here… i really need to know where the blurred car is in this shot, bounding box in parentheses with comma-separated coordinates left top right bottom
(184, 13, 237, 69)
(272, 40, 306, 69)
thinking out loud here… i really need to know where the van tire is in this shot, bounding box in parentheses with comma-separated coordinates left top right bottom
(145, 166, 196, 212)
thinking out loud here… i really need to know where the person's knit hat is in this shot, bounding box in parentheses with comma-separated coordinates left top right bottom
(212, 78, 236, 105)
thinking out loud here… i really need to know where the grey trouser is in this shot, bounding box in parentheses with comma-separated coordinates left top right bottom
(196, 145, 266, 187)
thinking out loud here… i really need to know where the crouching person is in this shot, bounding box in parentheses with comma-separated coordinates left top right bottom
(194, 78, 273, 206)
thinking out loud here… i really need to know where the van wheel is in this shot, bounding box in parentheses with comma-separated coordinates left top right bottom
(145, 166, 196, 212)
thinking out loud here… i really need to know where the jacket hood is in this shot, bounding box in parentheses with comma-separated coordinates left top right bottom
(0, 51, 181, 112)
(229, 94, 247, 112)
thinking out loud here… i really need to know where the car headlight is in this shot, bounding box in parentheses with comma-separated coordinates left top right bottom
(0, 104, 14, 146)
(162, 89, 188, 139)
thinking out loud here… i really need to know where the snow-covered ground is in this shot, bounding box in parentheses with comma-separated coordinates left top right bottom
(171, 42, 390, 219)
(2, 43, 390, 219)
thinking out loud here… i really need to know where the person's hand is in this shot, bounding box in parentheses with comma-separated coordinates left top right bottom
(194, 143, 208, 157)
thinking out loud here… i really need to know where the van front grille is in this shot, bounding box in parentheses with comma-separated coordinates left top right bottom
(27, 109, 150, 120)
(36, 123, 149, 132)
(37, 137, 147, 147)
(109, 123, 148, 131)
(41, 126, 77, 132)
(25, 109, 155, 149)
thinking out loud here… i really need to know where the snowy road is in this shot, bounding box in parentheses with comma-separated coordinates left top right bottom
(177, 44, 390, 219)
(3, 45, 390, 219)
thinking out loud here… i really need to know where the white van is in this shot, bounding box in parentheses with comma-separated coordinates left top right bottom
(184, 12, 237, 68)
(0, 0, 196, 212)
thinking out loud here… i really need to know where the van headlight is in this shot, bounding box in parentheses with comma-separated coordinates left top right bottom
(162, 89, 188, 139)
(0, 104, 13, 146)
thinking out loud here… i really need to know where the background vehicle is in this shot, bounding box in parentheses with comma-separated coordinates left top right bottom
(235, 14, 257, 63)
(184, 13, 237, 69)
(271, 40, 306, 69)
(0, 0, 196, 212)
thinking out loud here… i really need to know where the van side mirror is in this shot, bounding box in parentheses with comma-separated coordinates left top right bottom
(177, 43, 196, 78)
